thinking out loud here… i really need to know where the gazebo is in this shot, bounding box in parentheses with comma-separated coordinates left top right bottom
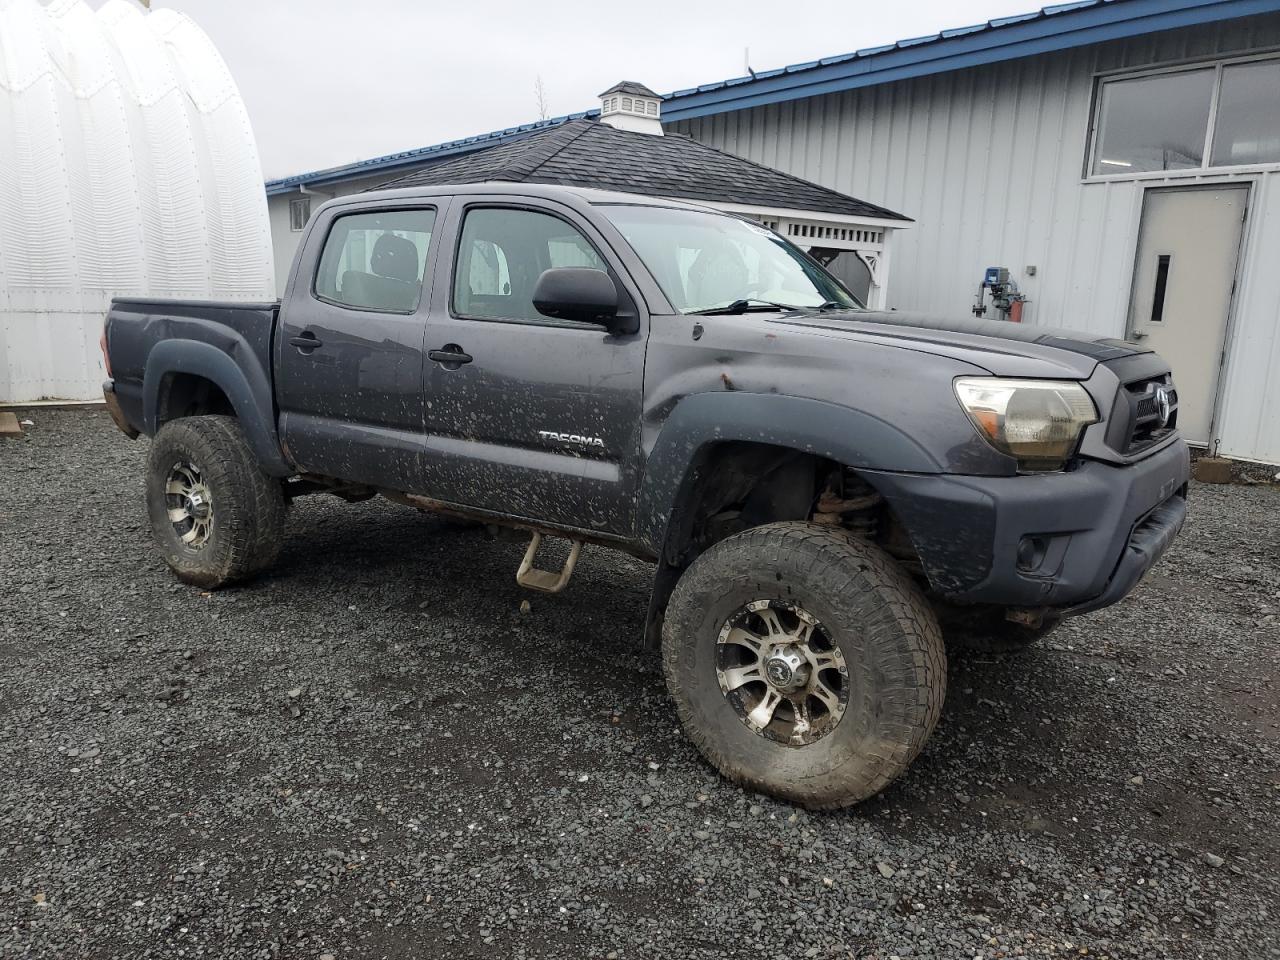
(377, 82, 911, 309)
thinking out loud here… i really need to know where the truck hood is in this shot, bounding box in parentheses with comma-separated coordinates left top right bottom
(770, 309, 1147, 379)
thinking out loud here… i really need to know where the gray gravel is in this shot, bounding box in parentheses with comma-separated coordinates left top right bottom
(1, 409, 1278, 959)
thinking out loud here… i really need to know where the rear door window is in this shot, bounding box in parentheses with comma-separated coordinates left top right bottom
(452, 207, 603, 322)
(314, 208, 436, 313)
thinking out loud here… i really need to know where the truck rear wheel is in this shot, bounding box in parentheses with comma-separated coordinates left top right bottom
(661, 522, 946, 809)
(145, 415, 285, 589)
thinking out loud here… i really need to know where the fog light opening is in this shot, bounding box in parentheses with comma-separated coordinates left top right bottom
(1017, 536, 1048, 573)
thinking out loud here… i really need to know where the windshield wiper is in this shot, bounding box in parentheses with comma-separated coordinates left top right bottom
(816, 300, 855, 311)
(689, 298, 802, 316)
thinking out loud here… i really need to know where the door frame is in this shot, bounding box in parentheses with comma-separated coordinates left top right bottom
(1123, 180, 1252, 446)
(417, 192, 653, 536)
(274, 195, 452, 486)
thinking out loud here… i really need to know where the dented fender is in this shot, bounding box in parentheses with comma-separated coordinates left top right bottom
(634, 391, 943, 556)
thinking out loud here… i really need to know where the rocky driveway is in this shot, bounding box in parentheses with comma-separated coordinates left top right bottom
(1, 410, 1277, 959)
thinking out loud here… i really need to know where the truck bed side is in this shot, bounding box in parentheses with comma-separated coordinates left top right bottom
(104, 298, 292, 476)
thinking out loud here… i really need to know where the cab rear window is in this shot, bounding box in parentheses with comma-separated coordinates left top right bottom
(314, 209, 436, 313)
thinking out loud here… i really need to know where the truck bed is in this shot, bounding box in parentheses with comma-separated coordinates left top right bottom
(103, 297, 285, 472)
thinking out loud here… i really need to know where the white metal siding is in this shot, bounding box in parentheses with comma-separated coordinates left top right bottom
(673, 14, 1280, 464)
(0, 0, 273, 402)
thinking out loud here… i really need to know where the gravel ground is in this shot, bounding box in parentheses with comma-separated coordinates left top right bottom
(1, 409, 1277, 960)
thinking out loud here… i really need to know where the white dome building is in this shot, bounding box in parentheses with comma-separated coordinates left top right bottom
(0, 0, 273, 402)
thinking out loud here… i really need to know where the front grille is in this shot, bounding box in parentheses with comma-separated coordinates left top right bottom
(1134, 388, 1177, 420)
(1106, 374, 1179, 455)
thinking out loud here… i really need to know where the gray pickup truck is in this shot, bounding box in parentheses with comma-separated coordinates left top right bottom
(102, 183, 1189, 809)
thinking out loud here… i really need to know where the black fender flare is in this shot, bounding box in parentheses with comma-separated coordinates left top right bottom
(635, 392, 942, 649)
(636, 392, 942, 556)
(143, 339, 292, 477)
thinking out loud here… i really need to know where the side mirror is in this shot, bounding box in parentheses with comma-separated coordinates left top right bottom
(532, 268, 621, 328)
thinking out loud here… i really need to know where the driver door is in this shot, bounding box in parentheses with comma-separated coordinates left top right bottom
(419, 197, 647, 535)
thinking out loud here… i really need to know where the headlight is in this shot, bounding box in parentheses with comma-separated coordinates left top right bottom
(954, 377, 1099, 471)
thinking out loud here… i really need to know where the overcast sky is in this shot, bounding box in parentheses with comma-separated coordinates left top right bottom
(154, 0, 1043, 180)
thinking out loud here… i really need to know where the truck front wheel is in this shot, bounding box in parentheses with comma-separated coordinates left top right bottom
(661, 522, 946, 810)
(145, 415, 285, 589)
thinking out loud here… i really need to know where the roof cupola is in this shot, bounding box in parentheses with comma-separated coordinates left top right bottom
(599, 81, 663, 135)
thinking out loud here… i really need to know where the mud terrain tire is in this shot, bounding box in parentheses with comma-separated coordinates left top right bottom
(662, 522, 946, 809)
(145, 416, 284, 589)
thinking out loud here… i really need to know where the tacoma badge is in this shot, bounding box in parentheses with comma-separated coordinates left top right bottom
(539, 430, 605, 448)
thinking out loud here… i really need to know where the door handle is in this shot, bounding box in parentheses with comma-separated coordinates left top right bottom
(428, 344, 473, 369)
(290, 332, 322, 350)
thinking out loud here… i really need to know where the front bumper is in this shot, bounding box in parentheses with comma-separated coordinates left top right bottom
(866, 439, 1190, 615)
(1061, 492, 1185, 616)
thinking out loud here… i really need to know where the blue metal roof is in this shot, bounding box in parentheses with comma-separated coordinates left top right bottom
(266, 0, 1277, 194)
(661, 0, 1280, 122)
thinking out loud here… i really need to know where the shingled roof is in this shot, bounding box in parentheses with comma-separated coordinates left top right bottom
(374, 119, 910, 222)
(600, 80, 660, 98)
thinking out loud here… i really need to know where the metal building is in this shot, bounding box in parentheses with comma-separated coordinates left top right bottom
(666, 0, 1280, 463)
(0, 0, 273, 403)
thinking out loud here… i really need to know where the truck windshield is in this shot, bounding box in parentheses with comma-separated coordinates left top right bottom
(601, 204, 860, 314)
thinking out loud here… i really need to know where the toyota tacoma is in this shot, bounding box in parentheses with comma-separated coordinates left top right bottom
(101, 184, 1189, 809)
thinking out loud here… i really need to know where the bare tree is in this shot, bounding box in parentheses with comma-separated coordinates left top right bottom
(534, 76, 549, 121)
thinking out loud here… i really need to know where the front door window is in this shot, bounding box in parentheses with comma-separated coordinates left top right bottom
(452, 207, 603, 322)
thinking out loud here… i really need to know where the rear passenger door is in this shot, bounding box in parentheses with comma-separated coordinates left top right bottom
(420, 197, 647, 536)
(277, 202, 444, 489)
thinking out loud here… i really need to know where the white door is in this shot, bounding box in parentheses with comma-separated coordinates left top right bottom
(1128, 185, 1248, 444)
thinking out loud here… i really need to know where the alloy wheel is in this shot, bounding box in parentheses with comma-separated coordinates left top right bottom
(164, 462, 214, 549)
(715, 599, 849, 745)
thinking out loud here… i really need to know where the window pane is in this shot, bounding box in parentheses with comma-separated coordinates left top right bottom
(602, 205, 857, 313)
(314, 209, 435, 312)
(289, 198, 310, 232)
(1093, 69, 1214, 175)
(1211, 59, 1280, 166)
(453, 208, 602, 322)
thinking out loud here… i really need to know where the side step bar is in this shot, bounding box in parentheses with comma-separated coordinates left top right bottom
(516, 532, 582, 593)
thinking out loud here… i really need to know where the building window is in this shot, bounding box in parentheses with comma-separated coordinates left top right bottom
(646, 101, 658, 116)
(1212, 59, 1280, 166)
(1092, 68, 1215, 174)
(1091, 54, 1280, 176)
(289, 197, 310, 232)
(622, 97, 632, 111)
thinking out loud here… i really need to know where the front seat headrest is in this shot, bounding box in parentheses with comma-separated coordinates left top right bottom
(371, 233, 419, 283)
